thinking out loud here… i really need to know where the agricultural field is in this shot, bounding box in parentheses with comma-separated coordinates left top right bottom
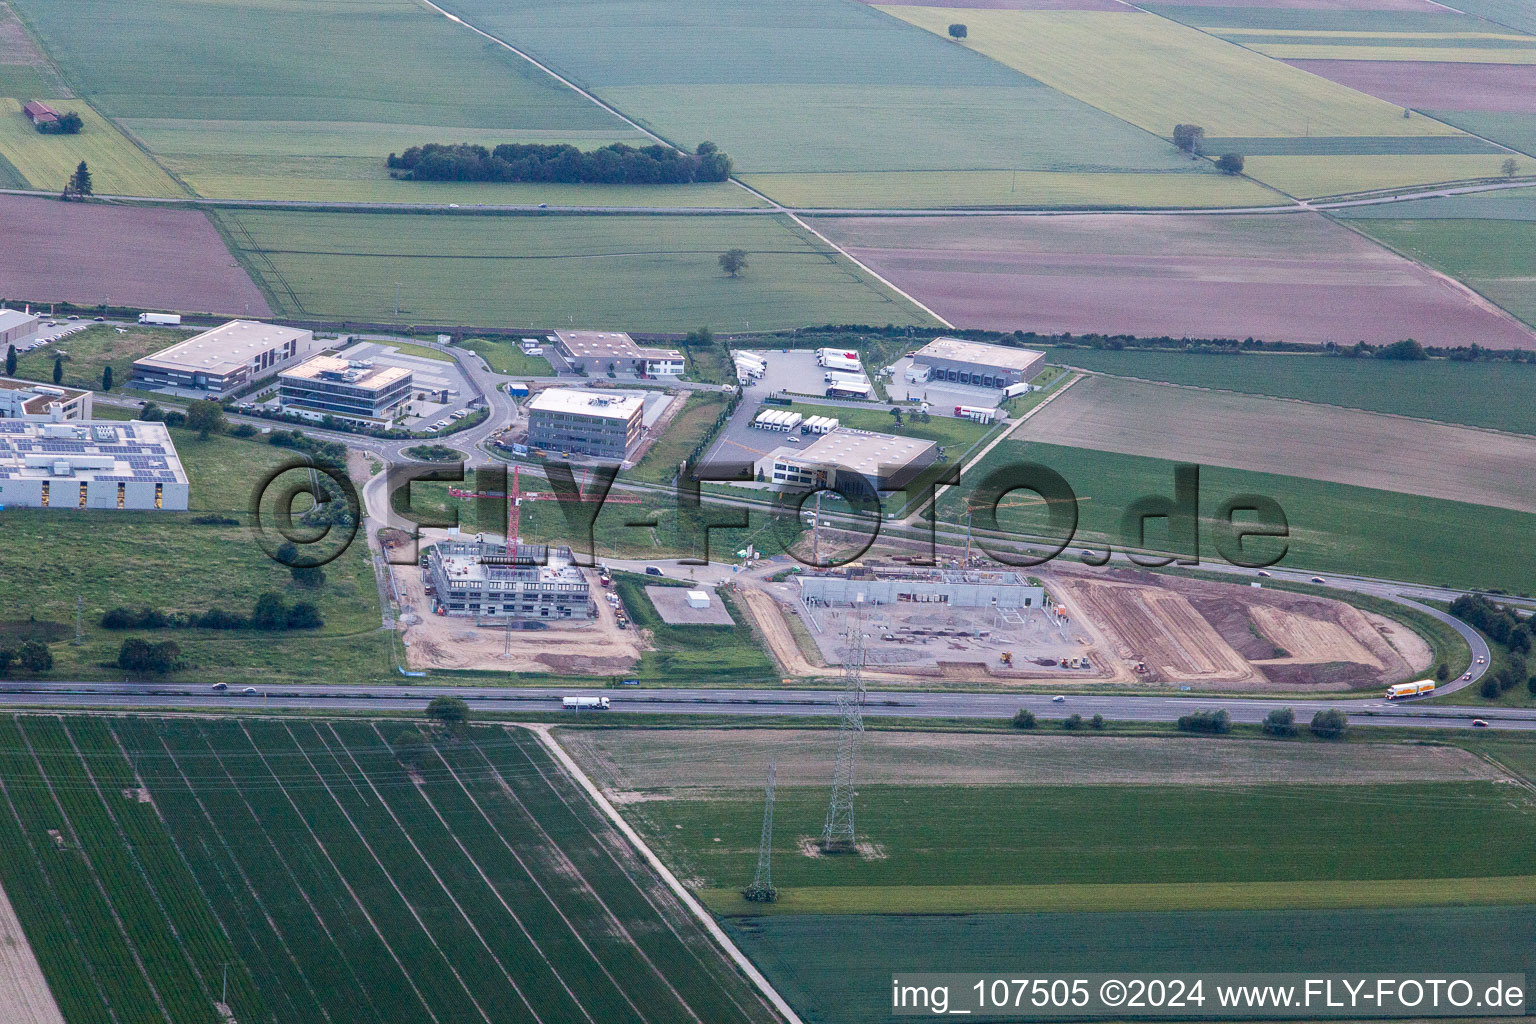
(1044, 348, 1536, 435)
(430, 0, 1237, 209)
(214, 209, 935, 331)
(946, 438, 1536, 596)
(0, 715, 779, 1024)
(0, 98, 182, 197)
(0, 195, 269, 314)
(813, 211, 1536, 348)
(880, 7, 1524, 198)
(0, 426, 392, 686)
(1021, 374, 1536, 512)
(3, 0, 681, 205)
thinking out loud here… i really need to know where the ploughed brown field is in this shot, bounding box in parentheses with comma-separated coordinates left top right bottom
(865, 0, 1127, 9)
(1146, 0, 1444, 8)
(1284, 61, 1536, 115)
(1022, 374, 1536, 513)
(815, 211, 1536, 349)
(0, 194, 270, 315)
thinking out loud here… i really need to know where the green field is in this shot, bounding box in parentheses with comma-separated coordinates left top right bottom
(0, 715, 778, 1024)
(0, 427, 393, 685)
(746, 169, 1276, 210)
(1431, 110, 1536, 160)
(728, 907, 1536, 1024)
(944, 440, 1536, 596)
(13, 324, 187, 392)
(1345, 217, 1536, 327)
(0, 96, 183, 196)
(1046, 350, 1536, 435)
(612, 571, 777, 682)
(215, 209, 935, 330)
(629, 390, 730, 484)
(458, 337, 554, 376)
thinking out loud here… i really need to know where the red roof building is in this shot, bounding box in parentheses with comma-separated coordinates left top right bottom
(22, 101, 58, 126)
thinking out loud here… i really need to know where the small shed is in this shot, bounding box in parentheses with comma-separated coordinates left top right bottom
(685, 590, 711, 609)
(22, 101, 58, 126)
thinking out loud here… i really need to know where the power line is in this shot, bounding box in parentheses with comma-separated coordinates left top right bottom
(743, 761, 777, 903)
(821, 600, 865, 853)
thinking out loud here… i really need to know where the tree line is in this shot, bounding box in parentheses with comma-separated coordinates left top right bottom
(101, 592, 324, 634)
(1451, 594, 1534, 697)
(386, 141, 732, 184)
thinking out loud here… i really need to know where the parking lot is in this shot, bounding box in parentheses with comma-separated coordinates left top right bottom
(15, 316, 106, 352)
(332, 340, 474, 427)
(888, 356, 1004, 412)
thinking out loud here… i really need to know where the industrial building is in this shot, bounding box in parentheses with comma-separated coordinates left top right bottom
(130, 320, 316, 396)
(911, 337, 1046, 389)
(526, 388, 645, 460)
(755, 428, 937, 492)
(0, 378, 91, 422)
(799, 565, 1045, 609)
(0, 420, 188, 511)
(424, 541, 593, 620)
(0, 309, 40, 349)
(278, 355, 414, 426)
(553, 331, 684, 377)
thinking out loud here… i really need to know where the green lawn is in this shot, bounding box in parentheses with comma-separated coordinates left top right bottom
(785, 401, 992, 452)
(0, 427, 391, 685)
(628, 390, 730, 484)
(459, 337, 554, 376)
(611, 571, 776, 682)
(215, 209, 936, 331)
(1346, 217, 1536, 327)
(13, 324, 187, 393)
(947, 440, 1536, 596)
(1048, 349, 1536, 435)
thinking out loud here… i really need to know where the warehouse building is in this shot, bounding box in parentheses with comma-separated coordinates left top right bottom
(0, 309, 40, 349)
(553, 330, 684, 377)
(130, 320, 316, 396)
(0, 420, 188, 510)
(755, 428, 937, 493)
(278, 355, 414, 426)
(0, 378, 91, 422)
(799, 566, 1045, 609)
(526, 388, 644, 460)
(911, 337, 1046, 389)
(424, 541, 593, 620)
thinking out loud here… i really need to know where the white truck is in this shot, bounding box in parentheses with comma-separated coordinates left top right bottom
(1385, 679, 1435, 700)
(562, 695, 611, 711)
(138, 312, 182, 326)
(817, 348, 863, 372)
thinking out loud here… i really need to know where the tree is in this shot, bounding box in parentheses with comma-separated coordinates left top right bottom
(116, 637, 179, 674)
(285, 601, 324, 629)
(64, 160, 91, 199)
(17, 641, 51, 673)
(101, 365, 113, 391)
(948, 22, 967, 39)
(186, 399, 226, 440)
(1504, 157, 1520, 179)
(719, 249, 748, 278)
(139, 401, 165, 422)
(1089, 714, 1106, 730)
(52, 356, 62, 385)
(1177, 709, 1231, 734)
(251, 592, 289, 631)
(1062, 713, 1084, 730)
(1173, 124, 1205, 154)
(1216, 152, 1245, 175)
(4, 344, 14, 377)
(1482, 675, 1501, 699)
(1011, 707, 1037, 729)
(1262, 707, 1297, 737)
(0, 650, 12, 676)
(427, 696, 470, 736)
(1309, 708, 1349, 740)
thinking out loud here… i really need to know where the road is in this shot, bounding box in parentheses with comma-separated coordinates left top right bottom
(0, 679, 1520, 730)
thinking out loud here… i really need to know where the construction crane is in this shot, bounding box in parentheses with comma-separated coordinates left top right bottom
(448, 466, 638, 554)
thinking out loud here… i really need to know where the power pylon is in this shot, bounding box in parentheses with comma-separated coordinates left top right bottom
(821, 603, 866, 852)
(744, 762, 778, 902)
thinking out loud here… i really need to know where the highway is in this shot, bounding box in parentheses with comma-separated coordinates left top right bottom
(0, 678, 1521, 730)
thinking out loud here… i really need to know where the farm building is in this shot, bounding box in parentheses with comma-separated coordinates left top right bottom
(0, 308, 40, 349)
(799, 565, 1045, 610)
(0, 420, 187, 510)
(278, 354, 413, 426)
(755, 427, 936, 493)
(424, 541, 593, 621)
(911, 337, 1046, 389)
(21, 101, 57, 127)
(526, 388, 644, 460)
(553, 330, 684, 376)
(130, 320, 316, 396)
(0, 377, 91, 422)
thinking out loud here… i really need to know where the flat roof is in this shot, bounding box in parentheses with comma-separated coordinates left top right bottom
(0, 309, 40, 332)
(133, 320, 311, 377)
(0, 420, 186, 484)
(915, 337, 1044, 371)
(0, 376, 89, 415)
(528, 388, 644, 420)
(554, 330, 682, 362)
(772, 428, 935, 477)
(279, 355, 412, 391)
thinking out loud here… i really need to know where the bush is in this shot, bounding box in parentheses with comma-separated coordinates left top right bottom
(1309, 708, 1349, 739)
(251, 592, 290, 631)
(116, 637, 180, 674)
(163, 411, 186, 427)
(1435, 663, 1449, 682)
(285, 602, 324, 630)
(229, 423, 259, 438)
(1176, 709, 1231, 734)
(1216, 152, 1245, 175)
(1262, 707, 1298, 737)
(1089, 714, 1106, 730)
(1481, 675, 1501, 699)
(195, 608, 247, 630)
(1011, 708, 1037, 729)
(101, 606, 171, 630)
(392, 728, 433, 771)
(17, 641, 51, 673)
(1062, 713, 1084, 730)
(0, 650, 12, 676)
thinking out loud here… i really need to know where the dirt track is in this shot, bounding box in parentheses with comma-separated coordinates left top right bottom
(0, 878, 64, 1024)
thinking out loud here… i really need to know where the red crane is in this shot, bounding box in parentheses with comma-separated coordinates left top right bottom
(448, 465, 638, 554)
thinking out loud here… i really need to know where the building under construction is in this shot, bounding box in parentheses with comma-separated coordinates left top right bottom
(798, 565, 1045, 610)
(423, 541, 593, 621)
